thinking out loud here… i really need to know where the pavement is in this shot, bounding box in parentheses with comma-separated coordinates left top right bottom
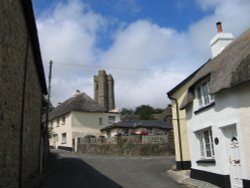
(167, 169, 220, 188)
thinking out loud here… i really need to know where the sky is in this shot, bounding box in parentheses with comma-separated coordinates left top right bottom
(32, 0, 250, 109)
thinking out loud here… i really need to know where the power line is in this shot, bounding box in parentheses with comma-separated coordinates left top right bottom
(51, 62, 193, 73)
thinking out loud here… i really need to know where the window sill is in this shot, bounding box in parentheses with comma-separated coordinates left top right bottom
(194, 102, 215, 114)
(196, 158, 216, 164)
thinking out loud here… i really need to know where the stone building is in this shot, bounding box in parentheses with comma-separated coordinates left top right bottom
(0, 1, 47, 188)
(94, 70, 115, 111)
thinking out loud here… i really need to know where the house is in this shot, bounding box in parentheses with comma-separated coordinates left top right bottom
(174, 23, 250, 188)
(0, 1, 48, 187)
(101, 120, 172, 138)
(49, 70, 120, 151)
(167, 63, 208, 170)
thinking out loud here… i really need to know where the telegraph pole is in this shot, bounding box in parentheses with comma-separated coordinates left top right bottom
(46, 60, 52, 132)
(42, 60, 53, 173)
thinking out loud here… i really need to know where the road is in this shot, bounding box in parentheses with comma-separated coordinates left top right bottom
(40, 149, 189, 188)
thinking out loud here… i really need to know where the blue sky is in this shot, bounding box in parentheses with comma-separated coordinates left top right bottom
(32, 0, 250, 108)
(33, 0, 210, 50)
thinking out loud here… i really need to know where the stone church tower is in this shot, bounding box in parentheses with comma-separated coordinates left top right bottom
(94, 70, 115, 111)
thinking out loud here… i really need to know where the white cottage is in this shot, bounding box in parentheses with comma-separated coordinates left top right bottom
(49, 91, 120, 151)
(179, 23, 250, 188)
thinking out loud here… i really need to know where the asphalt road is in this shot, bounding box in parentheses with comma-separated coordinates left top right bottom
(40, 149, 189, 188)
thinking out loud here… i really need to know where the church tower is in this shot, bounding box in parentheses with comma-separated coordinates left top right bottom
(94, 70, 115, 111)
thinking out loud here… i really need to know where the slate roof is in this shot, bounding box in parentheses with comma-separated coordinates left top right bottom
(180, 27, 250, 109)
(49, 92, 106, 120)
(101, 120, 172, 131)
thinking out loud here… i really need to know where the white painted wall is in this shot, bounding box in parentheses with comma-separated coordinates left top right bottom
(49, 111, 120, 149)
(49, 113, 73, 149)
(186, 82, 250, 181)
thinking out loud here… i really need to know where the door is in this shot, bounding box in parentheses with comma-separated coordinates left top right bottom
(230, 137, 243, 188)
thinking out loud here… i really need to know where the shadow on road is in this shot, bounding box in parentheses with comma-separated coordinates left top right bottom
(40, 152, 122, 188)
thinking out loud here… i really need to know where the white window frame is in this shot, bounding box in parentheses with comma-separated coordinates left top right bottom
(108, 116, 115, 124)
(56, 119, 60, 127)
(98, 118, 103, 125)
(61, 117, 65, 125)
(196, 128, 215, 159)
(61, 133, 67, 144)
(196, 79, 214, 108)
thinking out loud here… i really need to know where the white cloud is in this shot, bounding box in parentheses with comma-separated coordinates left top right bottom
(37, 0, 106, 104)
(37, 0, 250, 109)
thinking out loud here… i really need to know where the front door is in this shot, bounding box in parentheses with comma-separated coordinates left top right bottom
(230, 137, 243, 188)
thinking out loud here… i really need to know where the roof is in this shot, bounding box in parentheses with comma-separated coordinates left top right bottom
(49, 92, 106, 120)
(180, 27, 250, 109)
(101, 120, 172, 131)
(21, 0, 47, 94)
(152, 105, 172, 120)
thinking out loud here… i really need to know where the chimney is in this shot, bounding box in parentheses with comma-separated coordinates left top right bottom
(216, 22, 223, 33)
(74, 90, 81, 97)
(210, 22, 234, 58)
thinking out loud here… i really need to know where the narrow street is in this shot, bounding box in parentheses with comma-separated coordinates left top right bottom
(40, 150, 188, 188)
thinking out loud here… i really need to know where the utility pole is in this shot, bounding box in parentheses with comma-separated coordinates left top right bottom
(45, 60, 53, 132)
(43, 60, 53, 172)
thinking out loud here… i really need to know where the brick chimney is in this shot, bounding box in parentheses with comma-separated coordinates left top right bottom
(210, 22, 234, 58)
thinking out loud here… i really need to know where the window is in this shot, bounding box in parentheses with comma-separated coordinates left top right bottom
(98, 118, 103, 125)
(56, 119, 60, 127)
(197, 128, 214, 158)
(61, 117, 65, 125)
(61, 133, 67, 144)
(53, 134, 58, 142)
(196, 80, 214, 108)
(108, 116, 115, 124)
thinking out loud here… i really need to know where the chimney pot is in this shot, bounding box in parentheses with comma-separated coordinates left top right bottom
(216, 22, 223, 33)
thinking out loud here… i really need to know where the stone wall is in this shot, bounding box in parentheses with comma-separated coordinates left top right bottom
(77, 142, 174, 156)
(0, 1, 44, 187)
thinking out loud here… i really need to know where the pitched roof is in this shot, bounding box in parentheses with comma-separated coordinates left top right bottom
(101, 120, 172, 131)
(180, 27, 250, 109)
(49, 92, 105, 120)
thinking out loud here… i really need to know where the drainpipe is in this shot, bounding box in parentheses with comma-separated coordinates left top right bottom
(170, 97, 183, 170)
(19, 37, 30, 188)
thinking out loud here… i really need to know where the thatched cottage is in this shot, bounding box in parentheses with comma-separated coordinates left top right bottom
(169, 22, 250, 188)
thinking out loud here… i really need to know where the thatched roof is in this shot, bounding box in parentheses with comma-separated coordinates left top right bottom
(101, 120, 172, 131)
(49, 92, 105, 120)
(180, 27, 250, 109)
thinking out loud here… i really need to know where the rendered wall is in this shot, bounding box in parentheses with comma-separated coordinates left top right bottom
(0, 1, 44, 187)
(186, 82, 250, 185)
(169, 80, 192, 169)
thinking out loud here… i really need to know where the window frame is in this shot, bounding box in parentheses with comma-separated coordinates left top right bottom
(61, 117, 65, 125)
(56, 119, 60, 127)
(196, 128, 215, 159)
(61, 133, 67, 144)
(108, 116, 115, 124)
(98, 117, 103, 125)
(195, 79, 214, 109)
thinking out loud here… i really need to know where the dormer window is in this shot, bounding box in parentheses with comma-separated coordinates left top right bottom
(56, 119, 60, 127)
(196, 80, 214, 108)
(61, 117, 65, 125)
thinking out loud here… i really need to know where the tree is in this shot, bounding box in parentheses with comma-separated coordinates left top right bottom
(120, 108, 135, 115)
(135, 105, 155, 120)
